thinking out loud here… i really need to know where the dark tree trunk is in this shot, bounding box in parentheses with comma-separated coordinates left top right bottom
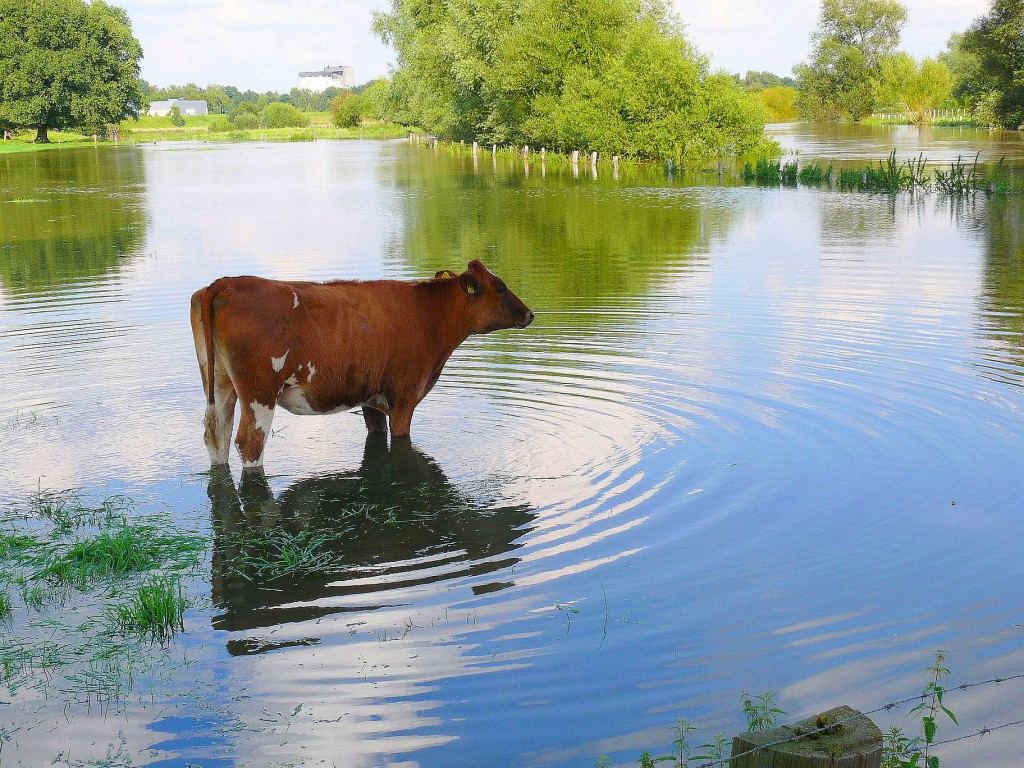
(34, 126, 49, 143)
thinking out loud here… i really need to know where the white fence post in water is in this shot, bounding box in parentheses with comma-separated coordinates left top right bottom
(590, 151, 597, 168)
(523, 145, 529, 160)
(572, 150, 579, 166)
(731, 706, 882, 768)
(541, 147, 546, 161)
(472, 141, 478, 156)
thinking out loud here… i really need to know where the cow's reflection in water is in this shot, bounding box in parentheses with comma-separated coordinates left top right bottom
(208, 434, 536, 635)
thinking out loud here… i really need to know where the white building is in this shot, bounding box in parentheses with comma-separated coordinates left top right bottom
(148, 99, 209, 117)
(297, 65, 355, 93)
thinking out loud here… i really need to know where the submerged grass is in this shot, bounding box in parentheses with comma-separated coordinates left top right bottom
(0, 490, 208, 710)
(107, 575, 186, 641)
(217, 527, 344, 582)
(742, 149, 1019, 195)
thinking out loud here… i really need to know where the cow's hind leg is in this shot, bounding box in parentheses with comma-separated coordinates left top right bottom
(205, 375, 238, 466)
(236, 397, 276, 471)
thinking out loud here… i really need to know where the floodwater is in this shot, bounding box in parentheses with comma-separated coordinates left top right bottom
(1, 126, 1023, 766)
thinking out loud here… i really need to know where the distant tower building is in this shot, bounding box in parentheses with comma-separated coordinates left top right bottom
(297, 65, 355, 92)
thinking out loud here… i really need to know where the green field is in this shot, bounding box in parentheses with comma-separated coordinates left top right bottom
(0, 114, 411, 154)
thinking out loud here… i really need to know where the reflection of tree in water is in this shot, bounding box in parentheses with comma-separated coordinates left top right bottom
(979, 197, 1024, 379)
(209, 435, 535, 639)
(0, 149, 147, 294)
(386, 149, 736, 324)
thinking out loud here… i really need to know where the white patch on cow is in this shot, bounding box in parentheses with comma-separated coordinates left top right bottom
(279, 387, 351, 416)
(242, 457, 264, 469)
(307, 362, 317, 381)
(271, 350, 289, 372)
(364, 393, 390, 413)
(293, 292, 299, 309)
(250, 400, 275, 434)
(284, 374, 299, 387)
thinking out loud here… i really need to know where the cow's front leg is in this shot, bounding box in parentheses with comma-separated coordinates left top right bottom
(236, 398, 276, 471)
(388, 402, 415, 438)
(362, 406, 388, 433)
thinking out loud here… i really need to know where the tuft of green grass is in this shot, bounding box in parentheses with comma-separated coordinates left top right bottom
(107, 575, 185, 641)
(38, 524, 203, 587)
(0, 588, 12, 621)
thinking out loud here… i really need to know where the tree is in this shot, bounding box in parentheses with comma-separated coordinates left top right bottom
(169, 104, 185, 127)
(962, 0, 1024, 128)
(262, 102, 309, 128)
(939, 32, 984, 109)
(874, 53, 951, 122)
(0, 0, 143, 142)
(330, 90, 362, 128)
(758, 86, 799, 122)
(795, 0, 908, 121)
(372, 0, 776, 158)
(738, 71, 797, 92)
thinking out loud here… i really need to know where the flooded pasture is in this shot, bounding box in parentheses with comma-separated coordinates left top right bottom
(1, 129, 1024, 766)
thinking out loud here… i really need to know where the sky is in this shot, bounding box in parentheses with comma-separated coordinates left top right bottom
(118, 0, 991, 92)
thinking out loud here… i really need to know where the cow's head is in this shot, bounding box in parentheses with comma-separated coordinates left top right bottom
(441, 260, 534, 334)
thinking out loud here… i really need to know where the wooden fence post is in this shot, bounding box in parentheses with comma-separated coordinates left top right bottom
(731, 705, 881, 768)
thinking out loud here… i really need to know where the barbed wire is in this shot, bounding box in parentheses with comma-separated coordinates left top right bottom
(692, 672, 1024, 768)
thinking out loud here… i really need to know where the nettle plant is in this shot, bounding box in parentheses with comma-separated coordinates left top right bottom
(883, 651, 958, 768)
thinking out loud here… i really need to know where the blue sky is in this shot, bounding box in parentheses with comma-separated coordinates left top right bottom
(118, 0, 990, 91)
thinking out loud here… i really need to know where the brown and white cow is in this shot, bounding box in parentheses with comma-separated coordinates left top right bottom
(189, 260, 534, 470)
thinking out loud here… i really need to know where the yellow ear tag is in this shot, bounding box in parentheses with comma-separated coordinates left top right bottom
(466, 282, 477, 294)
(443, 270, 457, 279)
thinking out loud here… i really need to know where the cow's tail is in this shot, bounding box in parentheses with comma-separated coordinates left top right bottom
(201, 280, 229, 406)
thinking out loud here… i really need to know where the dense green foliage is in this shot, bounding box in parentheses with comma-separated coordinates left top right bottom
(0, 0, 143, 142)
(330, 89, 362, 127)
(939, 32, 985, 110)
(261, 102, 309, 128)
(962, 0, 1024, 128)
(795, 0, 908, 121)
(736, 71, 797, 91)
(874, 53, 951, 121)
(757, 86, 799, 122)
(373, 0, 777, 159)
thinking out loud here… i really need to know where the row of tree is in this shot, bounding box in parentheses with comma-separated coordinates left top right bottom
(793, 0, 1024, 127)
(139, 81, 347, 115)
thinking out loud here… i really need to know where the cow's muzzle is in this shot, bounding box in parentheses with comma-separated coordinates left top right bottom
(517, 311, 535, 328)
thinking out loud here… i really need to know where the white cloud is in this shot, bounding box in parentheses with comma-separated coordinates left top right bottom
(118, 0, 396, 90)
(673, 0, 990, 77)
(117, 0, 990, 91)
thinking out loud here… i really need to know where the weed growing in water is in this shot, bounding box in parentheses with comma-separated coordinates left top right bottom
(0, 588, 12, 621)
(107, 575, 186, 641)
(798, 161, 832, 185)
(935, 154, 981, 196)
(40, 524, 204, 586)
(218, 527, 344, 581)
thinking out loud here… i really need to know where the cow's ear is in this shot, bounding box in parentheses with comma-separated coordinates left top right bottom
(467, 259, 486, 274)
(460, 273, 482, 296)
(435, 270, 458, 280)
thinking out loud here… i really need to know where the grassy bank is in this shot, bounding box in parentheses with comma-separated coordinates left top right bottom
(0, 114, 411, 154)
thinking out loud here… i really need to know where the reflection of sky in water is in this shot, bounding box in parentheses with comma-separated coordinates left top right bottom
(1, 140, 1024, 766)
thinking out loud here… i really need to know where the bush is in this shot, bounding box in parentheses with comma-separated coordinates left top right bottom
(232, 113, 259, 130)
(262, 102, 309, 128)
(169, 105, 185, 127)
(330, 90, 362, 128)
